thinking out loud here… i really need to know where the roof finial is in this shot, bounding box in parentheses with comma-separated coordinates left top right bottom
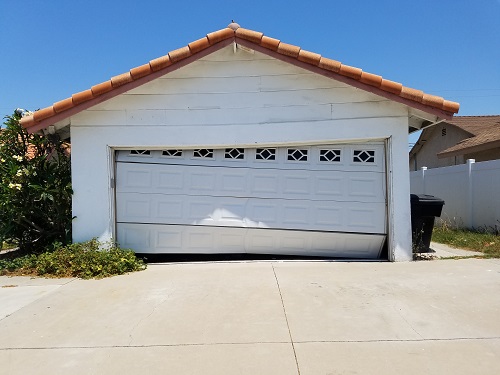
(228, 21, 240, 30)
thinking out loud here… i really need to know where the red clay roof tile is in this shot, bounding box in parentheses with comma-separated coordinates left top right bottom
(422, 93, 444, 108)
(53, 97, 74, 113)
(72, 89, 94, 105)
(207, 28, 234, 45)
(260, 35, 280, 51)
(400, 86, 424, 102)
(442, 100, 460, 114)
(359, 72, 382, 87)
(297, 50, 321, 66)
(339, 64, 363, 80)
(91, 81, 113, 96)
(277, 42, 301, 58)
(318, 57, 341, 73)
(33, 106, 56, 122)
(20, 23, 460, 131)
(111, 72, 133, 88)
(380, 79, 403, 95)
(149, 54, 171, 72)
(188, 37, 211, 54)
(235, 28, 263, 43)
(130, 63, 152, 80)
(168, 46, 192, 63)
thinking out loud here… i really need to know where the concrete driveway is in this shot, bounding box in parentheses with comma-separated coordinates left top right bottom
(1, 258, 500, 374)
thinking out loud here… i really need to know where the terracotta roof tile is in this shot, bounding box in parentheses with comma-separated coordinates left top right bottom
(53, 97, 74, 113)
(72, 89, 93, 105)
(339, 64, 363, 80)
(260, 35, 280, 51)
(277, 42, 301, 58)
(20, 23, 460, 132)
(168, 46, 192, 63)
(130, 63, 152, 80)
(318, 57, 341, 73)
(111, 72, 133, 88)
(235, 28, 263, 44)
(19, 116, 35, 128)
(188, 37, 211, 54)
(380, 79, 403, 95)
(359, 72, 382, 87)
(422, 94, 444, 108)
(91, 81, 113, 96)
(400, 86, 424, 102)
(33, 106, 56, 122)
(297, 50, 321, 66)
(207, 28, 234, 45)
(149, 54, 171, 72)
(442, 100, 460, 114)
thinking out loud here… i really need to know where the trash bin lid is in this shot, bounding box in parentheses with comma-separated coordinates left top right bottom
(410, 194, 445, 205)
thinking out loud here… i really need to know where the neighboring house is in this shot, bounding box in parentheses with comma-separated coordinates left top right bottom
(20, 23, 459, 261)
(409, 116, 500, 170)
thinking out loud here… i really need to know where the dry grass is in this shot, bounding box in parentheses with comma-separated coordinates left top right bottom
(432, 226, 500, 258)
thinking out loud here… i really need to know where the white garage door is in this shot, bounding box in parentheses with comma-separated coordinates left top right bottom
(115, 143, 387, 258)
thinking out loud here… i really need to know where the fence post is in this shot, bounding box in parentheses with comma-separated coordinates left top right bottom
(420, 166, 427, 194)
(467, 159, 475, 228)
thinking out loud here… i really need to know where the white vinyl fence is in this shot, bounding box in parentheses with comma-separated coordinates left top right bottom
(410, 159, 500, 230)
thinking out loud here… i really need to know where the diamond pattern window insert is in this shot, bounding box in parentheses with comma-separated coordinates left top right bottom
(353, 150, 375, 163)
(193, 149, 214, 159)
(256, 148, 276, 161)
(319, 149, 341, 162)
(224, 148, 245, 160)
(130, 150, 151, 156)
(162, 150, 183, 157)
(287, 149, 308, 162)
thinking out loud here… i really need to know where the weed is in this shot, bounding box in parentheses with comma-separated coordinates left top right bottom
(432, 226, 500, 258)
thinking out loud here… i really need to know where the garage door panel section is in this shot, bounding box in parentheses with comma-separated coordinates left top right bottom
(117, 223, 384, 258)
(116, 192, 386, 233)
(116, 163, 385, 203)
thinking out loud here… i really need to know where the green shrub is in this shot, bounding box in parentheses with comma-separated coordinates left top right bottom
(0, 239, 146, 279)
(0, 111, 72, 251)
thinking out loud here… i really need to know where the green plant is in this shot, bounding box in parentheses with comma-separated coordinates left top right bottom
(432, 225, 500, 258)
(0, 239, 146, 279)
(0, 111, 72, 251)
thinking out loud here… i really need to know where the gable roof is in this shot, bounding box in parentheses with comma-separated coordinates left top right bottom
(437, 116, 500, 158)
(20, 22, 460, 133)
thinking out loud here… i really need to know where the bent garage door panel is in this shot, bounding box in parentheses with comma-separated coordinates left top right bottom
(115, 143, 387, 258)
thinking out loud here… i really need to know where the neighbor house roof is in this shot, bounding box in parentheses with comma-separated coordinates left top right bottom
(20, 22, 460, 133)
(437, 116, 500, 158)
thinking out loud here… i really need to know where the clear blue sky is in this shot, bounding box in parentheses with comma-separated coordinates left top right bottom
(1, 0, 499, 147)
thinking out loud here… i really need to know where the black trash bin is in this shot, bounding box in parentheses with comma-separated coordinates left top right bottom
(410, 194, 445, 252)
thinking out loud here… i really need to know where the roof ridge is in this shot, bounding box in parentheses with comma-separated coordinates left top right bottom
(20, 23, 460, 132)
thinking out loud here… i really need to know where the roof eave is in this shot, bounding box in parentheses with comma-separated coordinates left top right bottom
(23, 38, 234, 134)
(437, 138, 500, 159)
(235, 38, 456, 121)
(20, 25, 460, 133)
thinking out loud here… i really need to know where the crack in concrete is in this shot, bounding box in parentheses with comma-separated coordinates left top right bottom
(272, 264, 301, 375)
(127, 295, 170, 345)
(1, 337, 500, 351)
(0, 278, 77, 323)
(393, 304, 424, 340)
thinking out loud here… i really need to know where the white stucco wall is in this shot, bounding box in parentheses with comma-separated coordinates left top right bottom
(69, 44, 412, 261)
